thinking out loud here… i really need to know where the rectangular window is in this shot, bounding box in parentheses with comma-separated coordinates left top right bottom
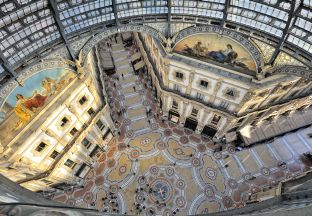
(60, 117, 69, 127)
(96, 119, 105, 130)
(87, 108, 95, 116)
(50, 150, 60, 159)
(200, 80, 208, 88)
(82, 138, 92, 149)
(35, 142, 47, 152)
(64, 159, 76, 169)
(220, 101, 229, 109)
(172, 100, 178, 109)
(174, 84, 181, 92)
(70, 127, 78, 136)
(191, 108, 198, 117)
(79, 96, 87, 105)
(175, 72, 183, 79)
(196, 92, 204, 100)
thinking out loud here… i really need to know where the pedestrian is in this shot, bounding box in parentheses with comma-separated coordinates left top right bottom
(148, 119, 151, 124)
(133, 86, 136, 91)
(122, 73, 124, 78)
(113, 82, 116, 88)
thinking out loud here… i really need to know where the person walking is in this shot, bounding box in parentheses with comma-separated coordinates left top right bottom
(133, 86, 136, 92)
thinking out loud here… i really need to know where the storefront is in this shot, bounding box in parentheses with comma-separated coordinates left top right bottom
(184, 117, 198, 131)
(202, 125, 218, 138)
(168, 109, 180, 123)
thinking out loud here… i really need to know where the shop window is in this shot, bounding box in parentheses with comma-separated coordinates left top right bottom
(175, 72, 183, 79)
(64, 159, 76, 169)
(87, 108, 95, 116)
(50, 150, 60, 159)
(172, 100, 178, 109)
(96, 119, 105, 130)
(60, 117, 69, 127)
(70, 127, 78, 136)
(200, 80, 208, 88)
(35, 142, 47, 152)
(79, 96, 87, 105)
(191, 108, 198, 117)
(82, 138, 92, 149)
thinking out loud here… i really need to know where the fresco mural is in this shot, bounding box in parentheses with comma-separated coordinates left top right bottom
(0, 68, 75, 130)
(174, 34, 257, 71)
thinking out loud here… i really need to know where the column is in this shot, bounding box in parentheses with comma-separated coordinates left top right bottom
(208, 79, 222, 104)
(186, 71, 195, 95)
(195, 124, 204, 135)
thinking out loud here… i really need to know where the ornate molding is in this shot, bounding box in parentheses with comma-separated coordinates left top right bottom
(173, 25, 264, 71)
(272, 65, 312, 80)
(80, 24, 166, 66)
(0, 59, 74, 110)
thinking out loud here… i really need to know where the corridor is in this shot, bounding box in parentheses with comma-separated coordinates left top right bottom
(53, 35, 312, 215)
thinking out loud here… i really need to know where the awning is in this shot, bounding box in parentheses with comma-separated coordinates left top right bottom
(131, 52, 141, 62)
(134, 60, 145, 70)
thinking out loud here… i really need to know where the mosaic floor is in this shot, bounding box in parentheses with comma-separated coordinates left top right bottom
(53, 37, 312, 215)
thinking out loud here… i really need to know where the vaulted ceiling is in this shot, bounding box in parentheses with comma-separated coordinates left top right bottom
(0, 0, 311, 79)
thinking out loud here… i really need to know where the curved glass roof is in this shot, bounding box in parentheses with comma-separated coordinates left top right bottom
(0, 0, 311, 76)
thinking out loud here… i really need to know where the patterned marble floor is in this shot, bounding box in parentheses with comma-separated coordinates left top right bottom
(53, 37, 312, 215)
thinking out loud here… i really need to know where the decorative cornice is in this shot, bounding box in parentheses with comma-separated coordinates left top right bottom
(80, 24, 166, 66)
(273, 65, 312, 80)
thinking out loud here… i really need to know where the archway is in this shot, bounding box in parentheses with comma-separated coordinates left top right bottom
(201, 125, 218, 138)
(184, 117, 198, 131)
(80, 24, 167, 67)
(168, 109, 179, 123)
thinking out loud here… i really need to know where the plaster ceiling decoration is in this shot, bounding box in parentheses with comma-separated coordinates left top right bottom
(251, 39, 275, 64)
(145, 23, 169, 36)
(170, 23, 195, 36)
(274, 51, 305, 67)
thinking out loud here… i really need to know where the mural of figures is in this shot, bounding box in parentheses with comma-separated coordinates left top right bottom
(174, 34, 257, 71)
(0, 68, 75, 130)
